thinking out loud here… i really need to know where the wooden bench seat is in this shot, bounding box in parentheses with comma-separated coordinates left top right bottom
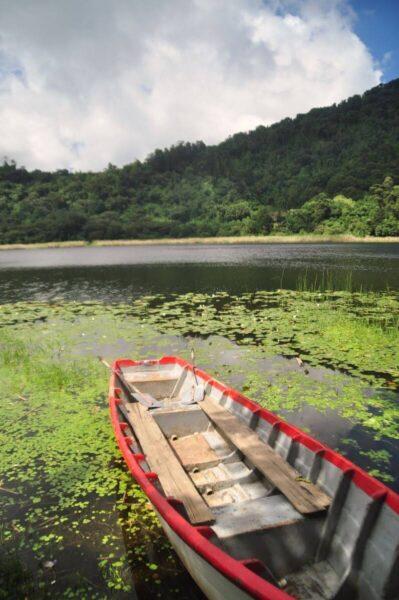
(200, 397, 330, 515)
(170, 433, 220, 470)
(123, 401, 214, 525)
(124, 371, 178, 383)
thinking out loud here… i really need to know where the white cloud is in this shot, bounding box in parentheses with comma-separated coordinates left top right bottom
(0, 0, 381, 171)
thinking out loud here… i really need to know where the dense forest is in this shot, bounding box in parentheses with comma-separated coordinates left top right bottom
(1, 78, 399, 243)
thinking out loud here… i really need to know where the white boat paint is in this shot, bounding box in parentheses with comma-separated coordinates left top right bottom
(110, 357, 399, 600)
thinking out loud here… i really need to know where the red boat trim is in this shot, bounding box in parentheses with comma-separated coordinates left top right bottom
(109, 356, 399, 600)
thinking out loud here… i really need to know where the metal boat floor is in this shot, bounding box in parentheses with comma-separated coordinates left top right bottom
(284, 561, 340, 600)
(212, 495, 304, 539)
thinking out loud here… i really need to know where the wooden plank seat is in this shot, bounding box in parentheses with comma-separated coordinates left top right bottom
(124, 371, 178, 383)
(122, 371, 179, 403)
(199, 397, 331, 515)
(170, 433, 220, 470)
(123, 401, 214, 525)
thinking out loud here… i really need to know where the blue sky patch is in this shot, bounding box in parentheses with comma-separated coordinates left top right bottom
(352, 0, 399, 81)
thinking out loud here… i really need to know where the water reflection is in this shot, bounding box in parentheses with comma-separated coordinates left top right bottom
(0, 243, 398, 303)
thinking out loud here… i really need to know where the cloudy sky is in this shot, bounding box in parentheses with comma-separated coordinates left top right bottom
(0, 0, 397, 171)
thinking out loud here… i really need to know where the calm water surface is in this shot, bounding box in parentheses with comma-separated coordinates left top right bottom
(0, 242, 398, 302)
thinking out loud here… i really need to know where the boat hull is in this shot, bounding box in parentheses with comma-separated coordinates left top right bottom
(109, 356, 399, 600)
(159, 513, 253, 600)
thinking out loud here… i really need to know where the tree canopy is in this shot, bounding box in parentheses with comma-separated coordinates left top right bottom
(1, 78, 399, 243)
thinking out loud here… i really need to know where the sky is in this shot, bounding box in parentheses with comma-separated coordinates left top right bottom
(0, 0, 397, 172)
(351, 0, 399, 82)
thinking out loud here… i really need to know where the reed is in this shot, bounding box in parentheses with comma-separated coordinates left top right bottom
(84, 234, 399, 246)
(0, 240, 87, 250)
(0, 234, 399, 251)
(295, 269, 355, 292)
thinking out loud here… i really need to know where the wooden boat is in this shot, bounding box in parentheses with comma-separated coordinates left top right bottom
(109, 356, 399, 600)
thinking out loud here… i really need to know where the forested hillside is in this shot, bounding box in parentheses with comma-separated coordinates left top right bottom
(1, 78, 399, 243)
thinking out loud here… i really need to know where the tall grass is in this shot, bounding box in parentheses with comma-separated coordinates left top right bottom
(0, 330, 100, 393)
(296, 269, 355, 292)
(1, 234, 399, 251)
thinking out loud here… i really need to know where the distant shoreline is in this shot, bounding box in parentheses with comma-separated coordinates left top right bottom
(0, 234, 399, 251)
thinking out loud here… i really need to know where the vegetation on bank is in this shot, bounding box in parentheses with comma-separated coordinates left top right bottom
(1, 233, 399, 251)
(0, 78, 399, 243)
(281, 177, 399, 237)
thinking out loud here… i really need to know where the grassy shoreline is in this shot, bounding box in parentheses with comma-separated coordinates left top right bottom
(1, 234, 399, 251)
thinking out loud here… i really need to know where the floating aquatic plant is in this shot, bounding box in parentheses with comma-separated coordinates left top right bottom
(0, 291, 397, 596)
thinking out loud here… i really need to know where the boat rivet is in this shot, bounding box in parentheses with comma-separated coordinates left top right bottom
(192, 467, 199, 474)
(171, 434, 178, 441)
(204, 487, 213, 496)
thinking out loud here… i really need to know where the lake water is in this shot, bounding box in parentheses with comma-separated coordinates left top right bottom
(0, 242, 398, 302)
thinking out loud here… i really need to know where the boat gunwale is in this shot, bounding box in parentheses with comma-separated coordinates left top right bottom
(109, 355, 399, 600)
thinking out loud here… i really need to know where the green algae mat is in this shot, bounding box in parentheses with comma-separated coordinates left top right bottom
(0, 290, 398, 598)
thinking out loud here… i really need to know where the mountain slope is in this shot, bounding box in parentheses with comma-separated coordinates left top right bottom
(147, 77, 399, 208)
(0, 78, 398, 242)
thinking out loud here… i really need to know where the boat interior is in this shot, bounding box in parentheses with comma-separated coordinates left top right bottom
(115, 361, 399, 600)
